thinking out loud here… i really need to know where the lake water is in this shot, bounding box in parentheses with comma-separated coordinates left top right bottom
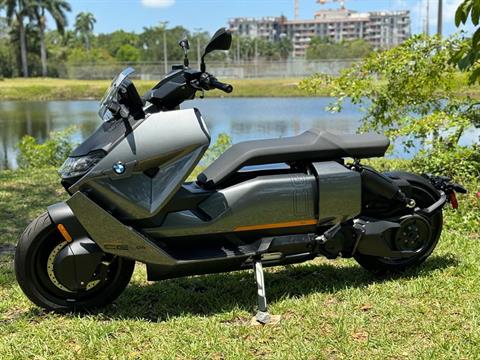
(0, 98, 478, 169)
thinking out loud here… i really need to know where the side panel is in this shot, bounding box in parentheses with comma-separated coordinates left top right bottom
(70, 109, 210, 220)
(66, 192, 176, 265)
(143, 173, 318, 238)
(312, 161, 361, 225)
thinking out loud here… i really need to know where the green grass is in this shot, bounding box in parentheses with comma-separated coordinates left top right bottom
(0, 166, 479, 359)
(0, 77, 321, 101)
(0, 73, 477, 101)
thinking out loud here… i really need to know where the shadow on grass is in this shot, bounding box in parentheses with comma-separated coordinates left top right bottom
(94, 253, 458, 322)
(1, 252, 458, 321)
(0, 170, 62, 246)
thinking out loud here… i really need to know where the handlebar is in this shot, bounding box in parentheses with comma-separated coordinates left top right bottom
(210, 78, 233, 93)
(197, 72, 233, 94)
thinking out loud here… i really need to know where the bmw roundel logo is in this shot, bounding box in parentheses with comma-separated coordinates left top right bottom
(113, 162, 126, 174)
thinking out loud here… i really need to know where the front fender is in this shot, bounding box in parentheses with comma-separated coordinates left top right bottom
(47, 202, 91, 241)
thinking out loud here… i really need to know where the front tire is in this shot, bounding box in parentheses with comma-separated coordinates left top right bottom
(354, 172, 443, 275)
(15, 212, 135, 312)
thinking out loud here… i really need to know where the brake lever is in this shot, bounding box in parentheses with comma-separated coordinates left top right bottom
(190, 80, 205, 99)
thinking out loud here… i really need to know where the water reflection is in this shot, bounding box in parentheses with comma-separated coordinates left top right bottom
(0, 101, 99, 169)
(0, 98, 478, 170)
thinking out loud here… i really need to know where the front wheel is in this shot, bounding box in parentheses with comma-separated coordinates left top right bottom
(354, 172, 443, 275)
(15, 212, 135, 312)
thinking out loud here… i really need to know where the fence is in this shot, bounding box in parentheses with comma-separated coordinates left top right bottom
(61, 59, 360, 80)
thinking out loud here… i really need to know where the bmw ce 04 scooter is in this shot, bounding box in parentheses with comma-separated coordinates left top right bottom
(15, 28, 466, 321)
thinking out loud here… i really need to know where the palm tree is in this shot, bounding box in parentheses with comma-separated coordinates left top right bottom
(3, 0, 35, 77)
(74, 11, 95, 50)
(33, 0, 71, 77)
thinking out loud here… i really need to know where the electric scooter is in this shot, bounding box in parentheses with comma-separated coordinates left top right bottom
(14, 28, 466, 322)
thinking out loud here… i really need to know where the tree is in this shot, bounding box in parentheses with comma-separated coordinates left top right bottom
(66, 47, 114, 65)
(230, 35, 292, 61)
(3, 0, 35, 77)
(299, 35, 480, 178)
(0, 17, 14, 77)
(115, 44, 140, 62)
(453, 0, 480, 83)
(139, 24, 186, 62)
(74, 11, 95, 50)
(277, 36, 292, 59)
(33, 0, 71, 76)
(96, 30, 139, 59)
(306, 37, 372, 60)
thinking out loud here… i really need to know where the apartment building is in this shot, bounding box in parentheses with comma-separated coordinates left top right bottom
(228, 16, 286, 42)
(228, 8, 410, 57)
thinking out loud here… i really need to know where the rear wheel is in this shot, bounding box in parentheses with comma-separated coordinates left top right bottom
(354, 172, 443, 275)
(15, 212, 135, 312)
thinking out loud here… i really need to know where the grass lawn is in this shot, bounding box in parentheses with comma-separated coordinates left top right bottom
(0, 77, 319, 101)
(0, 72, 479, 101)
(0, 167, 479, 359)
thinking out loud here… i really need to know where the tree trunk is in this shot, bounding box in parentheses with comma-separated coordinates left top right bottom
(18, 16, 29, 77)
(40, 22, 47, 77)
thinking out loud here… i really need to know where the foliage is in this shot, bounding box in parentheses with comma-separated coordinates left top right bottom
(200, 133, 232, 166)
(140, 24, 182, 62)
(306, 37, 373, 60)
(453, 0, 480, 83)
(231, 35, 292, 61)
(66, 47, 115, 66)
(33, 0, 70, 35)
(16, 127, 75, 168)
(300, 35, 479, 152)
(0, 38, 15, 77)
(115, 44, 141, 63)
(96, 30, 140, 60)
(410, 143, 480, 180)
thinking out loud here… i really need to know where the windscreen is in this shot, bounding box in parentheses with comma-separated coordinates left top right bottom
(98, 67, 135, 122)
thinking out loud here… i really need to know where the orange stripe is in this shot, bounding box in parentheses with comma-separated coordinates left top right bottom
(57, 224, 73, 242)
(234, 219, 317, 232)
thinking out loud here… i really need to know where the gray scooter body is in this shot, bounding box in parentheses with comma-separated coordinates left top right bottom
(49, 102, 442, 282)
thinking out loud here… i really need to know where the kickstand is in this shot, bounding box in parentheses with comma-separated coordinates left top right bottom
(253, 259, 271, 324)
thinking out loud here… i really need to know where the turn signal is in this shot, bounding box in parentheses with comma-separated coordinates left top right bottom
(57, 224, 73, 242)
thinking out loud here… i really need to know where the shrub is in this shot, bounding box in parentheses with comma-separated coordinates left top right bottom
(410, 143, 480, 181)
(17, 127, 76, 169)
(200, 133, 232, 166)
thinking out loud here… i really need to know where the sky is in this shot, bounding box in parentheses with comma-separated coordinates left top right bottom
(1, 0, 472, 37)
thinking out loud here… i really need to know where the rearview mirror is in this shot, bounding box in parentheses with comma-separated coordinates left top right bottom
(201, 28, 232, 72)
(178, 36, 190, 67)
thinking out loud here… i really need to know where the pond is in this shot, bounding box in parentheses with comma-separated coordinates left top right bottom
(0, 97, 478, 169)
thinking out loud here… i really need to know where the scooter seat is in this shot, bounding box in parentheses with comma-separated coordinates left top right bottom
(197, 129, 389, 189)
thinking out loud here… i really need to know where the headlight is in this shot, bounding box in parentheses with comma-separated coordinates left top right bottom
(59, 151, 105, 179)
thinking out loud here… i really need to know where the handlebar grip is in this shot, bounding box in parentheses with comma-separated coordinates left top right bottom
(210, 79, 233, 93)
